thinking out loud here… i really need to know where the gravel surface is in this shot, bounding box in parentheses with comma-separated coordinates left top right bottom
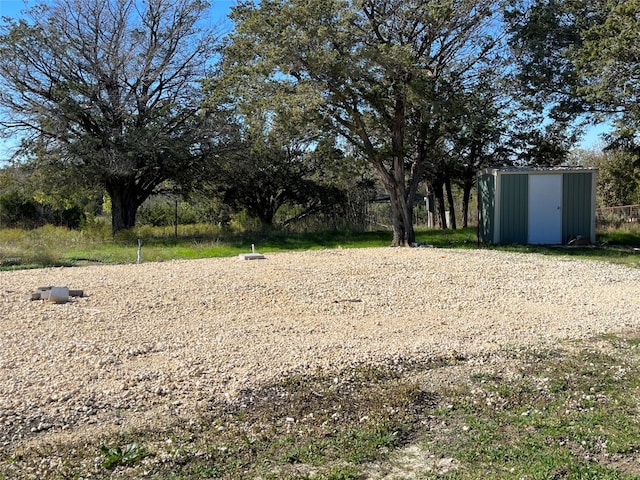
(1, 247, 639, 450)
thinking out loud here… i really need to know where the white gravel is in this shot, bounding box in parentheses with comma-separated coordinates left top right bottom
(1, 247, 639, 450)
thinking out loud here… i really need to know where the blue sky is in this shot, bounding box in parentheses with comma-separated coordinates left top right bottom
(580, 122, 610, 150)
(0, 0, 34, 17)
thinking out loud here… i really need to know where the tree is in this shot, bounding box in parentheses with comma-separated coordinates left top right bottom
(0, 163, 96, 228)
(506, 0, 640, 144)
(506, 123, 573, 166)
(206, 107, 352, 229)
(221, 0, 506, 246)
(579, 148, 640, 207)
(304, 136, 377, 230)
(204, 56, 372, 231)
(573, 0, 640, 149)
(215, 134, 339, 228)
(438, 75, 513, 228)
(0, 0, 215, 233)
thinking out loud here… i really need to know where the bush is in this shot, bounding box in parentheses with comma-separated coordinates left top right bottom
(0, 191, 41, 229)
(137, 196, 230, 227)
(0, 190, 87, 230)
(136, 197, 176, 226)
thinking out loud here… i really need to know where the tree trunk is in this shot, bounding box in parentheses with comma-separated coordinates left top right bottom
(106, 180, 144, 234)
(377, 162, 415, 246)
(461, 179, 473, 228)
(386, 84, 415, 246)
(387, 186, 415, 246)
(257, 207, 276, 229)
(445, 176, 457, 230)
(433, 181, 447, 229)
(373, 156, 415, 246)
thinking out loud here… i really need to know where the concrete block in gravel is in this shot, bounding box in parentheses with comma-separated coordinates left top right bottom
(239, 253, 266, 260)
(48, 287, 69, 304)
(29, 286, 84, 301)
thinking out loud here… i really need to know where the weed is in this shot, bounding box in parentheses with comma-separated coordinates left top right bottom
(321, 465, 362, 480)
(100, 442, 150, 470)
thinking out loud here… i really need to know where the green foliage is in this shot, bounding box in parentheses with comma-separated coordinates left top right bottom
(0, 165, 91, 229)
(0, 190, 39, 229)
(593, 149, 640, 206)
(212, 130, 353, 228)
(0, 0, 216, 233)
(137, 197, 205, 227)
(0, 188, 86, 230)
(598, 225, 640, 248)
(100, 443, 149, 470)
(508, 0, 640, 151)
(220, 0, 507, 245)
(505, 0, 596, 121)
(201, 86, 371, 230)
(575, 0, 640, 128)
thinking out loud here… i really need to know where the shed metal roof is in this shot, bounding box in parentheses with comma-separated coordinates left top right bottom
(479, 166, 598, 175)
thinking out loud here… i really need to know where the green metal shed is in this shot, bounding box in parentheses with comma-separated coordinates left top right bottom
(477, 167, 597, 245)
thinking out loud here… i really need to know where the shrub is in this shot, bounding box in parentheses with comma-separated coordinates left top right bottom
(0, 190, 41, 229)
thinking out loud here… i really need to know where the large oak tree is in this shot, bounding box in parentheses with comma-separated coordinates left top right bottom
(0, 0, 215, 232)
(221, 0, 506, 245)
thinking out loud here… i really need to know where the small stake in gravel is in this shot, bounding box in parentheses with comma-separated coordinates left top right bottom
(239, 243, 265, 260)
(137, 239, 142, 264)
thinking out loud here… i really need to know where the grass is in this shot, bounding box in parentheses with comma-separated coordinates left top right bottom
(1, 223, 639, 270)
(421, 336, 640, 479)
(4, 334, 640, 478)
(100, 442, 150, 470)
(0, 224, 469, 269)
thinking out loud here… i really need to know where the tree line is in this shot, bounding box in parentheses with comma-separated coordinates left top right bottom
(0, 0, 638, 243)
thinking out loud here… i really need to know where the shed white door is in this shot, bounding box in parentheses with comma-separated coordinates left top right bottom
(528, 174, 562, 244)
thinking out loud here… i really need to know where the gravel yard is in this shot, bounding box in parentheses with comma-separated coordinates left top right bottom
(1, 247, 639, 451)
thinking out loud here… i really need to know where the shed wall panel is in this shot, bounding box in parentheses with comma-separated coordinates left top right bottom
(499, 174, 528, 244)
(562, 172, 593, 243)
(478, 174, 495, 242)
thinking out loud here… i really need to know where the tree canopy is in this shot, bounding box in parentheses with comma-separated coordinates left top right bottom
(219, 0, 508, 245)
(574, 0, 640, 144)
(0, 0, 216, 232)
(507, 0, 640, 205)
(507, 0, 639, 144)
(1, 0, 639, 236)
